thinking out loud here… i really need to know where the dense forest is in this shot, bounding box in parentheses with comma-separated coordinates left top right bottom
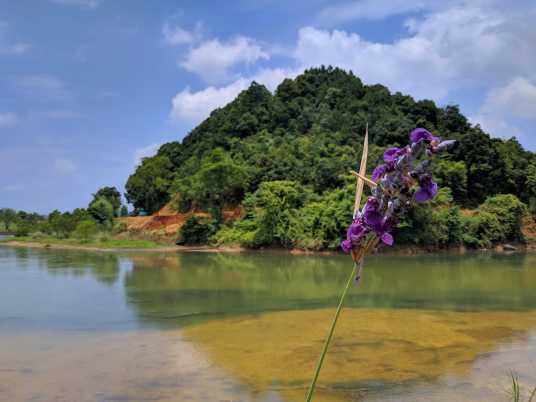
(125, 67, 536, 250)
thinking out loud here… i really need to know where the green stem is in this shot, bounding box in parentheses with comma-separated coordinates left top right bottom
(305, 260, 359, 402)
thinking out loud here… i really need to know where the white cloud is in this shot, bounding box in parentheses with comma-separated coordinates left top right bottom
(49, 0, 100, 8)
(294, 26, 453, 100)
(295, 3, 536, 101)
(162, 22, 202, 46)
(471, 76, 536, 139)
(469, 113, 521, 139)
(169, 1, 536, 140)
(0, 112, 18, 128)
(181, 36, 269, 83)
(170, 68, 296, 124)
(14, 74, 70, 100)
(53, 158, 77, 175)
(482, 77, 536, 119)
(317, 0, 430, 25)
(134, 143, 160, 165)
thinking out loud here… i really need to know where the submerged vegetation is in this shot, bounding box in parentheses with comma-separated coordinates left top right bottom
(125, 67, 536, 250)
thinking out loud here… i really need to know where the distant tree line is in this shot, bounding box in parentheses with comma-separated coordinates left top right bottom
(1, 186, 129, 241)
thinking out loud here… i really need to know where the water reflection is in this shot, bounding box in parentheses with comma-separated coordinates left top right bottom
(1, 246, 536, 401)
(123, 251, 536, 328)
(7, 246, 121, 285)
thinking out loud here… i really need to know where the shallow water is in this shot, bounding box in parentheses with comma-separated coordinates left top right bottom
(1, 246, 536, 401)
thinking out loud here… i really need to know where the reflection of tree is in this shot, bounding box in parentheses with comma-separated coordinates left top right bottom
(31, 250, 121, 285)
(124, 251, 536, 329)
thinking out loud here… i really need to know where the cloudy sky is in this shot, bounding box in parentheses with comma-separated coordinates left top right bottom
(1, 0, 536, 213)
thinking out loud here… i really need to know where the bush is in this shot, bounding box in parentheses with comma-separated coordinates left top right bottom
(290, 185, 354, 250)
(394, 188, 463, 247)
(14, 221, 32, 237)
(480, 194, 527, 241)
(74, 220, 98, 242)
(177, 216, 216, 245)
(213, 180, 313, 248)
(460, 195, 528, 248)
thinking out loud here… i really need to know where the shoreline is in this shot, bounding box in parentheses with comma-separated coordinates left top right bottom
(1, 238, 533, 256)
(0, 239, 245, 254)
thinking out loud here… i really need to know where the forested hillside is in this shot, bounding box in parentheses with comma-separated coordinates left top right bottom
(125, 67, 536, 250)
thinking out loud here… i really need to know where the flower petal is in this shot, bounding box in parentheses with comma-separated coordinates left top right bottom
(381, 232, 394, 246)
(341, 239, 353, 253)
(383, 147, 401, 162)
(372, 164, 387, 181)
(414, 188, 431, 202)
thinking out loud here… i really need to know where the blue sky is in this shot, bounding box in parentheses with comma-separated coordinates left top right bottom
(1, 0, 535, 213)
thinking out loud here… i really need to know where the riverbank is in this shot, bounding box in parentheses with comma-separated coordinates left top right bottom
(0, 236, 247, 253)
(1, 236, 533, 256)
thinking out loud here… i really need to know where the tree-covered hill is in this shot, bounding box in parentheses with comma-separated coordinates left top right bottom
(125, 66, 536, 250)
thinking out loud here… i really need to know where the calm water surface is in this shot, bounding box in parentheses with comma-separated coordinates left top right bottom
(1, 246, 536, 401)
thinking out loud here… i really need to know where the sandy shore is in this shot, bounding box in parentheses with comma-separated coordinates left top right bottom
(0, 240, 244, 254)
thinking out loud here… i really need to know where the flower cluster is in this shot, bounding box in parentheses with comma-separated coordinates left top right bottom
(341, 128, 456, 253)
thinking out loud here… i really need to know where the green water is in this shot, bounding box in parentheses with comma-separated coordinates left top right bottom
(1, 246, 536, 401)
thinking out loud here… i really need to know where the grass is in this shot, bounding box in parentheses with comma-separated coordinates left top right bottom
(0, 235, 167, 249)
(510, 372, 536, 402)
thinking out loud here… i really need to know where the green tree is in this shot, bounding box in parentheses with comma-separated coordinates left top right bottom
(88, 197, 114, 225)
(14, 221, 32, 237)
(125, 155, 174, 214)
(177, 216, 216, 245)
(74, 220, 98, 241)
(90, 187, 122, 217)
(120, 205, 129, 217)
(433, 160, 468, 202)
(0, 208, 17, 232)
(173, 149, 250, 222)
(48, 210, 77, 238)
(525, 163, 536, 215)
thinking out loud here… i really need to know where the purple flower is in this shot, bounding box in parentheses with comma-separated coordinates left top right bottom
(372, 164, 388, 181)
(347, 220, 367, 242)
(383, 147, 404, 163)
(341, 219, 369, 253)
(342, 127, 453, 254)
(371, 217, 394, 246)
(409, 128, 439, 144)
(341, 239, 353, 253)
(381, 232, 394, 246)
(414, 173, 438, 202)
(363, 197, 383, 226)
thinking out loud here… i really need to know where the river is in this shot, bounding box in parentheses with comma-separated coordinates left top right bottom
(1, 246, 535, 401)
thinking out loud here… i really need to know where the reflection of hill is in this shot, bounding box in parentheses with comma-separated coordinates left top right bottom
(183, 307, 536, 402)
(123, 251, 536, 329)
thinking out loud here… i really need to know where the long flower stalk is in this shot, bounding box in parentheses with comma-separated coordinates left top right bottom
(304, 260, 359, 402)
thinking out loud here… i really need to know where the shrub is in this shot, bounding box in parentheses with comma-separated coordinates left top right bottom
(480, 194, 527, 241)
(74, 220, 98, 242)
(177, 216, 216, 245)
(14, 221, 32, 237)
